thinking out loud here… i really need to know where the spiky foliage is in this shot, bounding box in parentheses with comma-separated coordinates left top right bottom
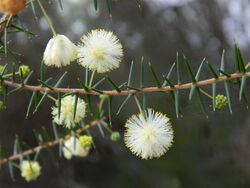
(0, 0, 249, 183)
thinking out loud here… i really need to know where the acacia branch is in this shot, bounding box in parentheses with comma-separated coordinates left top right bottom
(2, 72, 248, 96)
(0, 119, 102, 165)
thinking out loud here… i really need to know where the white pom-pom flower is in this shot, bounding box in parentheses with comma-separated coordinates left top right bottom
(124, 109, 174, 160)
(43, 35, 77, 67)
(63, 136, 92, 160)
(20, 160, 41, 182)
(77, 29, 123, 73)
(52, 95, 86, 129)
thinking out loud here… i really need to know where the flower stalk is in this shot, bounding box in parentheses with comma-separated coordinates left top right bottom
(88, 70, 96, 88)
(37, 0, 57, 36)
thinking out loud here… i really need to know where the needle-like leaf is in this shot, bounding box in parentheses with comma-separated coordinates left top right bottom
(148, 62, 161, 88)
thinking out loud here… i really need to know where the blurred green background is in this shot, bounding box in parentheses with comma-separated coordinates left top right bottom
(1, 0, 250, 187)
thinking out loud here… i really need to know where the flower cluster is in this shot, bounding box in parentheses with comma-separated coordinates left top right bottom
(43, 29, 123, 73)
(43, 28, 174, 161)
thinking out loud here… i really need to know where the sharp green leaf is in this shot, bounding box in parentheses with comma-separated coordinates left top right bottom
(189, 59, 205, 100)
(116, 94, 132, 115)
(107, 76, 121, 92)
(224, 81, 232, 114)
(148, 62, 161, 88)
(162, 62, 175, 86)
(184, 56, 196, 83)
(219, 70, 231, 77)
(207, 61, 218, 79)
(239, 76, 247, 101)
(212, 83, 216, 111)
(93, 0, 98, 10)
(174, 90, 180, 118)
(73, 93, 79, 120)
(176, 52, 181, 84)
(220, 50, 225, 73)
(128, 61, 134, 87)
(108, 96, 112, 127)
(140, 56, 145, 88)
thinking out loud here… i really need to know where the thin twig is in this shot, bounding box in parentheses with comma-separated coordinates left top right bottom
(0, 119, 102, 165)
(2, 72, 248, 96)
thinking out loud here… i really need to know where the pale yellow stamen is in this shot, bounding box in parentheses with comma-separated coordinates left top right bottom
(140, 127, 157, 144)
(91, 46, 105, 60)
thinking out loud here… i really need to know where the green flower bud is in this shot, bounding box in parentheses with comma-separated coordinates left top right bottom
(215, 95, 228, 110)
(110, 131, 121, 142)
(79, 135, 93, 148)
(19, 65, 31, 77)
(0, 101, 5, 111)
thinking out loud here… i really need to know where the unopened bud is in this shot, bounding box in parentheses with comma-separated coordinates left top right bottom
(215, 95, 228, 110)
(19, 65, 31, 77)
(79, 135, 93, 149)
(110, 132, 121, 142)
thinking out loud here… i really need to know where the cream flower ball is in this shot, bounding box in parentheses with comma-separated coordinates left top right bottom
(20, 160, 41, 182)
(43, 35, 77, 67)
(77, 29, 123, 73)
(63, 136, 91, 160)
(52, 95, 86, 129)
(124, 109, 174, 159)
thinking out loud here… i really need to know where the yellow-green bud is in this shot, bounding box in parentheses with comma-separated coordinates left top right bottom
(0, 101, 5, 111)
(215, 95, 228, 110)
(19, 65, 31, 77)
(110, 132, 121, 142)
(99, 94, 109, 101)
(79, 135, 93, 148)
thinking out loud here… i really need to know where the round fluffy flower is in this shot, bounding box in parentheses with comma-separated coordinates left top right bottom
(20, 160, 41, 182)
(63, 136, 92, 160)
(77, 29, 123, 73)
(0, 0, 26, 15)
(43, 35, 77, 67)
(124, 109, 174, 160)
(52, 95, 86, 129)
